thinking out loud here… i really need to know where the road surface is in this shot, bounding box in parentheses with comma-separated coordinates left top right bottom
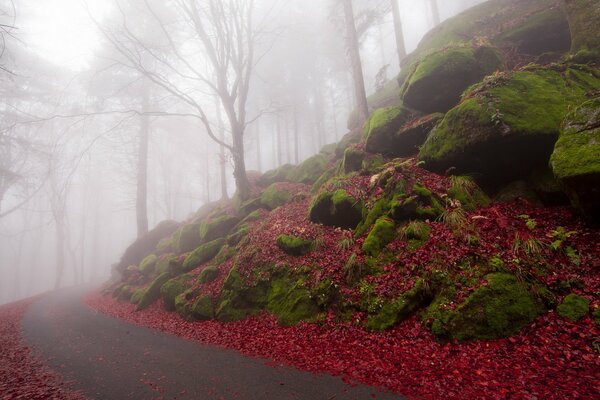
(22, 287, 404, 400)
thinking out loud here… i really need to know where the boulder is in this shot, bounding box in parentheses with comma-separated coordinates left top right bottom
(364, 106, 419, 155)
(199, 215, 240, 244)
(288, 154, 328, 184)
(276, 235, 314, 256)
(257, 164, 295, 187)
(419, 65, 600, 186)
(182, 238, 225, 271)
(341, 147, 366, 174)
(161, 275, 190, 311)
(309, 189, 363, 230)
(362, 217, 396, 257)
(394, 113, 444, 157)
(260, 183, 293, 210)
(175, 222, 202, 253)
(550, 97, 600, 222)
(557, 293, 589, 321)
(564, 0, 600, 62)
(401, 45, 504, 114)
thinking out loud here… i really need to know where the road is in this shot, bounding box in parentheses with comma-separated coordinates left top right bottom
(22, 287, 404, 400)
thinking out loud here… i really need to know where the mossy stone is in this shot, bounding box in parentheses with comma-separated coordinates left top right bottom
(182, 238, 225, 271)
(266, 276, 320, 326)
(362, 217, 396, 257)
(199, 215, 240, 244)
(137, 272, 171, 310)
(276, 235, 314, 256)
(260, 183, 293, 210)
(342, 148, 366, 174)
(401, 45, 504, 114)
(419, 65, 600, 186)
(198, 265, 219, 284)
(367, 280, 431, 331)
(257, 164, 295, 186)
(192, 295, 214, 320)
(311, 165, 338, 193)
(557, 293, 589, 321)
(550, 97, 600, 222)
(160, 275, 190, 311)
(355, 198, 392, 237)
(176, 222, 202, 253)
(364, 106, 419, 155)
(130, 289, 144, 305)
(139, 254, 158, 275)
(288, 154, 328, 184)
(309, 189, 363, 230)
(448, 176, 490, 211)
(593, 307, 600, 326)
(227, 225, 248, 246)
(440, 273, 545, 340)
(564, 0, 600, 61)
(155, 254, 176, 275)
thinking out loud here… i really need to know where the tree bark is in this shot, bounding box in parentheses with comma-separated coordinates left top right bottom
(231, 124, 251, 200)
(136, 86, 149, 237)
(256, 118, 262, 172)
(391, 0, 407, 66)
(342, 0, 369, 124)
(430, 0, 441, 26)
(293, 106, 299, 165)
(216, 101, 229, 200)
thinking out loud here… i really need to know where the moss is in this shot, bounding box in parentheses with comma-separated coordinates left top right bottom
(182, 238, 225, 271)
(320, 143, 337, 155)
(362, 217, 396, 257)
(266, 275, 320, 326)
(564, 0, 600, 59)
(155, 237, 173, 254)
(276, 235, 314, 256)
(401, 45, 504, 114)
(309, 189, 363, 230)
(160, 275, 190, 311)
(311, 164, 338, 193)
(155, 254, 177, 275)
(593, 307, 600, 326)
(260, 183, 293, 210)
(341, 148, 365, 174)
(191, 295, 214, 320)
(440, 273, 545, 340)
(448, 176, 490, 211)
(557, 293, 589, 321)
(176, 223, 202, 253)
(400, 221, 432, 251)
(335, 129, 363, 158)
(227, 225, 248, 246)
(419, 66, 600, 183)
(367, 280, 431, 331)
(114, 284, 133, 301)
(355, 198, 391, 237)
(257, 163, 294, 186)
(198, 265, 219, 284)
(130, 289, 144, 305)
(288, 154, 328, 184)
(139, 254, 158, 275)
(241, 210, 261, 224)
(364, 106, 417, 154)
(137, 272, 171, 310)
(361, 154, 385, 175)
(199, 215, 240, 244)
(174, 290, 194, 320)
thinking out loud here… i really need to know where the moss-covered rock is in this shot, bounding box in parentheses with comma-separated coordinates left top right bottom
(198, 265, 219, 284)
(401, 45, 504, 114)
(137, 272, 171, 310)
(389, 184, 444, 222)
(419, 65, 600, 186)
(155, 253, 177, 275)
(192, 295, 214, 320)
(355, 198, 392, 237)
(341, 147, 366, 174)
(448, 176, 489, 211)
(438, 273, 545, 340)
(260, 183, 293, 210)
(309, 189, 363, 230)
(160, 275, 190, 311)
(362, 217, 396, 257)
(393, 113, 445, 157)
(550, 97, 600, 222)
(335, 129, 362, 158)
(593, 307, 600, 325)
(199, 215, 240, 244)
(288, 154, 328, 184)
(227, 224, 248, 246)
(176, 222, 202, 253)
(311, 165, 338, 193)
(182, 238, 225, 271)
(130, 288, 144, 305)
(276, 235, 314, 256)
(266, 275, 320, 326)
(557, 293, 589, 321)
(564, 0, 600, 62)
(364, 106, 419, 155)
(138, 254, 158, 275)
(257, 163, 295, 187)
(367, 280, 431, 331)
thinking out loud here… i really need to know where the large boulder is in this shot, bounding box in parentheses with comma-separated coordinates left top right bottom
(364, 106, 419, 155)
(394, 113, 444, 157)
(288, 154, 328, 184)
(419, 65, 600, 186)
(309, 189, 363, 230)
(564, 0, 600, 62)
(550, 97, 600, 222)
(401, 45, 504, 114)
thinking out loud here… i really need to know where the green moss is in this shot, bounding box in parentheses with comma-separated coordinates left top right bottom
(362, 217, 396, 257)
(593, 307, 600, 325)
(400, 221, 432, 251)
(198, 265, 219, 284)
(182, 238, 225, 271)
(364, 106, 416, 154)
(309, 189, 363, 230)
(440, 273, 545, 340)
(448, 176, 490, 210)
(137, 272, 171, 310)
(564, 0, 600, 58)
(347, 80, 402, 130)
(288, 154, 328, 185)
(311, 164, 338, 193)
(355, 198, 391, 237)
(155, 237, 173, 253)
(260, 183, 293, 210)
(367, 280, 431, 331)
(139, 254, 158, 275)
(341, 148, 366, 174)
(155, 254, 176, 275)
(176, 223, 202, 253)
(174, 290, 194, 320)
(227, 225, 248, 246)
(276, 235, 314, 256)
(241, 210, 261, 224)
(258, 163, 295, 186)
(191, 295, 214, 320)
(130, 289, 144, 305)
(266, 275, 320, 326)
(199, 215, 240, 244)
(557, 293, 589, 321)
(160, 275, 190, 311)
(401, 45, 503, 113)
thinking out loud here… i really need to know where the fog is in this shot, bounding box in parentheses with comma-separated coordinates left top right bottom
(0, 0, 486, 305)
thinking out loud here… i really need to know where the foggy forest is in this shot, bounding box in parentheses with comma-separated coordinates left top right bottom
(1, 0, 599, 399)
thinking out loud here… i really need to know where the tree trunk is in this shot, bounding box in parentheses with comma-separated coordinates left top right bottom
(256, 118, 262, 172)
(136, 88, 150, 237)
(276, 114, 282, 166)
(54, 218, 66, 290)
(342, 0, 369, 124)
(231, 125, 251, 201)
(430, 0, 441, 26)
(216, 102, 229, 200)
(391, 0, 407, 66)
(293, 106, 299, 164)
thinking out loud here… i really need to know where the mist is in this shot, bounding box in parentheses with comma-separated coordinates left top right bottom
(0, 0, 486, 305)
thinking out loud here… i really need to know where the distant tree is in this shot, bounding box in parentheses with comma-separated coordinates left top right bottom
(430, 0, 441, 26)
(390, 0, 407, 66)
(341, 0, 369, 124)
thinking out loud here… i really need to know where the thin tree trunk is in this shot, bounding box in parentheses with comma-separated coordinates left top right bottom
(430, 0, 441, 26)
(216, 101, 228, 200)
(293, 106, 299, 165)
(255, 118, 262, 172)
(391, 0, 407, 66)
(231, 125, 251, 200)
(54, 218, 66, 290)
(136, 87, 150, 237)
(342, 0, 369, 124)
(276, 114, 282, 166)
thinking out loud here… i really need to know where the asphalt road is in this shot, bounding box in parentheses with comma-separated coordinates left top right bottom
(22, 287, 404, 400)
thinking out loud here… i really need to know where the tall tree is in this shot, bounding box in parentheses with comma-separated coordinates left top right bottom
(136, 83, 150, 236)
(430, 0, 441, 26)
(342, 0, 369, 124)
(390, 0, 407, 66)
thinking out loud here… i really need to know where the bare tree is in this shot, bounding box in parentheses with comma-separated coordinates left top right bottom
(390, 0, 407, 66)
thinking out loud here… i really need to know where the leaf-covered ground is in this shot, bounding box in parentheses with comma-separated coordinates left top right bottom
(86, 287, 600, 399)
(0, 298, 87, 400)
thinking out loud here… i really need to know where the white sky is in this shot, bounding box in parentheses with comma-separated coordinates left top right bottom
(21, 0, 110, 71)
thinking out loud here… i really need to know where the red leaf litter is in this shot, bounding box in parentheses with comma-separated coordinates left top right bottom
(0, 297, 87, 400)
(86, 292, 600, 400)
